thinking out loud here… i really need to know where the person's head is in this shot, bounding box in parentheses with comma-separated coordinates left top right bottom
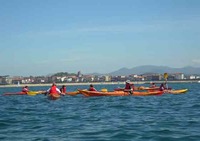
(62, 85, 66, 88)
(52, 82, 56, 86)
(25, 86, 28, 88)
(152, 83, 155, 85)
(90, 84, 93, 87)
(126, 80, 130, 84)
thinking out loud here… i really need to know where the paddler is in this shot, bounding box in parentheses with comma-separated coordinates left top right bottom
(150, 82, 157, 88)
(60, 85, 66, 94)
(22, 86, 29, 94)
(88, 84, 97, 91)
(159, 83, 166, 91)
(124, 80, 134, 94)
(46, 83, 62, 95)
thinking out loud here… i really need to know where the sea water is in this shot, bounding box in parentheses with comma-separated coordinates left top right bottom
(0, 83, 200, 141)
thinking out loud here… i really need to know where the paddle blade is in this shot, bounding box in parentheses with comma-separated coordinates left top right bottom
(164, 73, 168, 79)
(101, 88, 108, 92)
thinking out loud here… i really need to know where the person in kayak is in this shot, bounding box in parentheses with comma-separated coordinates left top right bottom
(22, 86, 29, 94)
(60, 85, 66, 94)
(150, 82, 156, 88)
(124, 80, 134, 94)
(159, 83, 167, 91)
(88, 84, 97, 91)
(46, 83, 62, 94)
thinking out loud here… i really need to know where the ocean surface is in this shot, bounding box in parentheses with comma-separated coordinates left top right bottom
(0, 83, 200, 141)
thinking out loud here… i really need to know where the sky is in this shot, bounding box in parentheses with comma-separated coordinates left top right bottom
(0, 0, 200, 76)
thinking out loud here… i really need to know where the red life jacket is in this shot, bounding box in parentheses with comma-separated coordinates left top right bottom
(50, 85, 58, 94)
(124, 83, 134, 91)
(89, 87, 97, 91)
(22, 87, 28, 93)
(60, 87, 66, 93)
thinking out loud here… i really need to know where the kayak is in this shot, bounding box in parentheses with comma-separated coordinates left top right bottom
(165, 89, 188, 94)
(48, 93, 60, 100)
(3, 92, 27, 96)
(114, 87, 160, 91)
(78, 89, 163, 97)
(65, 91, 80, 96)
(138, 87, 160, 91)
(133, 91, 163, 96)
(3, 91, 46, 96)
(27, 91, 46, 96)
(65, 89, 88, 96)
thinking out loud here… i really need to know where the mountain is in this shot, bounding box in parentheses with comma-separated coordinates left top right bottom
(108, 65, 200, 76)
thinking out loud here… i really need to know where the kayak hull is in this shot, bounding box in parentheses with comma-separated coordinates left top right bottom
(48, 93, 60, 100)
(3, 92, 27, 96)
(4, 91, 46, 96)
(27, 91, 46, 96)
(78, 89, 163, 97)
(165, 89, 188, 94)
(114, 87, 160, 91)
(65, 91, 80, 96)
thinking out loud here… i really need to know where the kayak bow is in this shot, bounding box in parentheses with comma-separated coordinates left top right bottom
(48, 93, 60, 100)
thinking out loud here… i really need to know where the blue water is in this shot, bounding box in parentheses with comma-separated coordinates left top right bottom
(0, 83, 200, 141)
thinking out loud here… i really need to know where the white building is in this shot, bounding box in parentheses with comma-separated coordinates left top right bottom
(174, 73, 184, 80)
(190, 75, 196, 79)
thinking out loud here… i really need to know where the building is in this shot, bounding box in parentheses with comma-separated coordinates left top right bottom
(174, 73, 184, 80)
(77, 71, 82, 77)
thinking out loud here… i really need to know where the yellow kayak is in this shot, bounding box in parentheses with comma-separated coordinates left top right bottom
(27, 91, 46, 96)
(165, 89, 188, 94)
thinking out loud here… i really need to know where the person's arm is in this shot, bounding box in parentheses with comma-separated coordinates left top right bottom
(56, 88, 61, 94)
(46, 88, 50, 93)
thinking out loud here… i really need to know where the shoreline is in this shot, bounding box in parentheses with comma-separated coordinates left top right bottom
(0, 80, 199, 88)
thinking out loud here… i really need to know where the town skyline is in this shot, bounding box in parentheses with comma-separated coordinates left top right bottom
(1, 65, 200, 77)
(1, 68, 200, 86)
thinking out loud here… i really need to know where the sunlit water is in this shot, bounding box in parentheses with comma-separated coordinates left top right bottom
(0, 83, 200, 141)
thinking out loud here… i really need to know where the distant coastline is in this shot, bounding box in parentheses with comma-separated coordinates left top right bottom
(0, 80, 199, 88)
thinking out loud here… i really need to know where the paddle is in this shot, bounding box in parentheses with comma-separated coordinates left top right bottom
(164, 73, 168, 89)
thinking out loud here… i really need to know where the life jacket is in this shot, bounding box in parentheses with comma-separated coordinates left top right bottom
(124, 83, 134, 92)
(50, 85, 58, 94)
(150, 84, 156, 88)
(60, 87, 66, 93)
(22, 87, 28, 92)
(159, 84, 165, 91)
(88, 87, 97, 91)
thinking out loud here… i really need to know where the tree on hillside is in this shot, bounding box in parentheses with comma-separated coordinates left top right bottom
(52, 72, 77, 77)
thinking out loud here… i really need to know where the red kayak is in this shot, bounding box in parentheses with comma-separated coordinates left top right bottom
(3, 92, 27, 96)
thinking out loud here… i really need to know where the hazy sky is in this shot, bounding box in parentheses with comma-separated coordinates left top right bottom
(0, 0, 200, 76)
